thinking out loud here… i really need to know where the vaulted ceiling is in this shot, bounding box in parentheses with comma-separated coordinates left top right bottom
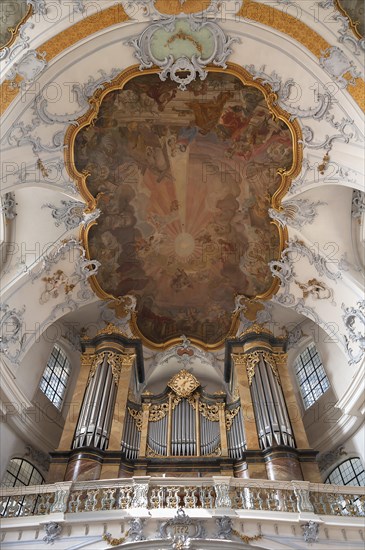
(0, 0, 364, 377)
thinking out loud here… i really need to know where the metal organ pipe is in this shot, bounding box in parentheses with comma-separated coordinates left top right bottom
(73, 354, 118, 451)
(121, 407, 140, 460)
(227, 406, 246, 460)
(250, 354, 295, 450)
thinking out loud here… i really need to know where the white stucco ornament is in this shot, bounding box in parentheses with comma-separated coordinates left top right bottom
(127, 15, 239, 90)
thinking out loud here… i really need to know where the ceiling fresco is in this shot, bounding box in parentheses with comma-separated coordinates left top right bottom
(72, 70, 296, 346)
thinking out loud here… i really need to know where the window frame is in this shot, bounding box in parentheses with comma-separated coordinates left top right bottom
(293, 342, 330, 410)
(1, 458, 44, 517)
(39, 343, 71, 410)
(325, 457, 365, 487)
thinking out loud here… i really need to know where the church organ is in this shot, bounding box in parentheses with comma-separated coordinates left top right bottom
(49, 324, 321, 483)
(121, 370, 246, 460)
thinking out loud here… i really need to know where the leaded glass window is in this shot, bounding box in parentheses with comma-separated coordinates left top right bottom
(294, 343, 330, 409)
(325, 458, 365, 487)
(39, 344, 71, 409)
(1, 458, 44, 517)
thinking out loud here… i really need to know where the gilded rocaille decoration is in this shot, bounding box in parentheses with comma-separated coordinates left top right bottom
(167, 369, 200, 398)
(149, 400, 171, 422)
(335, 0, 364, 39)
(87, 351, 135, 385)
(232, 351, 280, 386)
(103, 531, 129, 547)
(0, 0, 32, 51)
(225, 406, 240, 431)
(96, 322, 129, 338)
(231, 529, 263, 545)
(238, 323, 274, 338)
(188, 396, 220, 422)
(128, 407, 143, 431)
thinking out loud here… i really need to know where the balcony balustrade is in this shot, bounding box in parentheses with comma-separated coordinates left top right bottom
(1, 477, 364, 518)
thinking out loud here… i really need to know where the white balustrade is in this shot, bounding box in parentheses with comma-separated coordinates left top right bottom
(1, 477, 364, 518)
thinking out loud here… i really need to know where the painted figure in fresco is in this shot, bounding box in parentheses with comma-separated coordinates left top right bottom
(185, 91, 233, 135)
(132, 79, 178, 111)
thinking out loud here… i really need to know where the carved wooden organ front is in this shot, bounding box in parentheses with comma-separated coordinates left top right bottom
(121, 370, 246, 460)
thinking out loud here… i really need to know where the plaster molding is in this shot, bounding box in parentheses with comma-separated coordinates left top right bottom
(351, 189, 365, 218)
(269, 198, 326, 229)
(8, 121, 66, 155)
(0, 304, 27, 364)
(286, 325, 305, 350)
(319, 1, 365, 55)
(0, 22, 34, 64)
(317, 445, 347, 473)
(127, 15, 239, 90)
(0, 192, 17, 220)
(302, 521, 319, 544)
(341, 300, 365, 364)
(5, 50, 48, 87)
(289, 157, 359, 194)
(33, 68, 122, 126)
(154, 335, 219, 370)
(42, 200, 86, 231)
(43, 522, 62, 544)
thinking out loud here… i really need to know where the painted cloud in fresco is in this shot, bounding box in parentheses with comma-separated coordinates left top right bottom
(74, 73, 293, 344)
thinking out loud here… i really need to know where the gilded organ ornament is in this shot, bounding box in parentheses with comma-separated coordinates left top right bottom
(232, 351, 280, 386)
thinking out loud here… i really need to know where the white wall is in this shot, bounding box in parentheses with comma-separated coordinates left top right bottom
(286, 321, 356, 450)
(1, 323, 81, 453)
(0, 422, 26, 480)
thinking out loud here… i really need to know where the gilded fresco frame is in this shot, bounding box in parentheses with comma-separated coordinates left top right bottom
(0, 2, 33, 51)
(64, 62, 302, 351)
(335, 0, 363, 39)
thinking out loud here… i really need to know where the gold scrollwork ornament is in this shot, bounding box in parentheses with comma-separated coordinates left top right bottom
(128, 407, 143, 431)
(225, 406, 240, 431)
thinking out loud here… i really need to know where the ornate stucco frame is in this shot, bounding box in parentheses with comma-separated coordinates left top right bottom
(0, 2, 33, 51)
(335, 0, 363, 39)
(64, 62, 302, 351)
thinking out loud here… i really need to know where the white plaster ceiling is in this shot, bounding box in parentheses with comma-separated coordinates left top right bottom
(0, 1, 364, 441)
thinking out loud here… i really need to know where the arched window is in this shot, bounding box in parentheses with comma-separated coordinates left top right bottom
(39, 344, 71, 409)
(0, 458, 44, 517)
(1, 458, 44, 488)
(325, 458, 365, 487)
(293, 342, 330, 409)
(1, 458, 44, 517)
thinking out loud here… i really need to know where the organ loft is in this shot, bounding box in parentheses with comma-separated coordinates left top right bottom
(48, 324, 321, 483)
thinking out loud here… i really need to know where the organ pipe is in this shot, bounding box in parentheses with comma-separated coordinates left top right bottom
(72, 351, 124, 450)
(248, 353, 295, 450)
(122, 369, 248, 461)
